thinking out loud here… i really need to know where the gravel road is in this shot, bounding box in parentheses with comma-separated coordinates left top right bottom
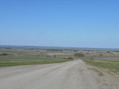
(0, 59, 110, 89)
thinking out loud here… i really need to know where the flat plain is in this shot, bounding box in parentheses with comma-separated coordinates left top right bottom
(0, 47, 119, 89)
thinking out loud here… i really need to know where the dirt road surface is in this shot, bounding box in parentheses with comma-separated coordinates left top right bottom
(0, 59, 110, 89)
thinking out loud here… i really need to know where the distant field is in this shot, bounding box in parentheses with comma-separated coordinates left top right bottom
(0, 48, 75, 67)
(84, 59, 119, 73)
(1, 47, 119, 67)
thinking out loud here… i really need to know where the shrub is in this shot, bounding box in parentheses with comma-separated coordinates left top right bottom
(0, 53, 8, 56)
(74, 53, 84, 57)
(64, 57, 74, 60)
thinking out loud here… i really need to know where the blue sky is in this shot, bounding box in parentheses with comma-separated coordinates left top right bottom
(0, 0, 119, 48)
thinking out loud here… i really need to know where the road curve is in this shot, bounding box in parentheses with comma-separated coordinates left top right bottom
(0, 59, 109, 89)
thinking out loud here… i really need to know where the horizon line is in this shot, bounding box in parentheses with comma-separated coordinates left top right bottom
(0, 44, 119, 49)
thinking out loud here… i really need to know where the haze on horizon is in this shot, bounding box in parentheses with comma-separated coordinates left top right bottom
(0, 0, 119, 48)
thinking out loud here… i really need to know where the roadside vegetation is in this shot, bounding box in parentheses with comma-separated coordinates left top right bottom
(0, 56, 74, 67)
(84, 59, 119, 73)
(90, 67, 104, 76)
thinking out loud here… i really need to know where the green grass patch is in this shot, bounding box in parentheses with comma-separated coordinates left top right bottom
(0, 56, 73, 67)
(84, 59, 119, 73)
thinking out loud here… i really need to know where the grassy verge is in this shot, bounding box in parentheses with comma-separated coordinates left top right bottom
(84, 59, 119, 73)
(0, 56, 74, 67)
(90, 67, 104, 76)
